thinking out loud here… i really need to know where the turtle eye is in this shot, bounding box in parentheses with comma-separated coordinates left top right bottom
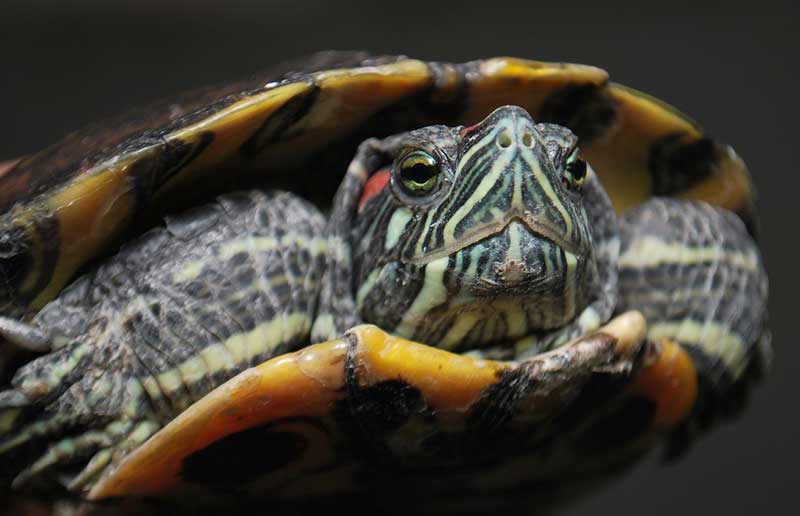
(396, 150, 441, 196)
(562, 148, 587, 191)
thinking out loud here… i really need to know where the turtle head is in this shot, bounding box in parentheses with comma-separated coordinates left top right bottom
(339, 106, 600, 350)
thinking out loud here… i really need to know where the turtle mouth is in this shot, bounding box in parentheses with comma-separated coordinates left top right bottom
(407, 211, 581, 266)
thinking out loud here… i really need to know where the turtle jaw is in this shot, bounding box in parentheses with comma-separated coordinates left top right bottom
(356, 220, 593, 349)
(405, 210, 585, 267)
(353, 207, 594, 348)
(443, 220, 585, 302)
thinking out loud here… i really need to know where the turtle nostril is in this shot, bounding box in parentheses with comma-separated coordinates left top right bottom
(497, 131, 512, 149)
(521, 131, 533, 148)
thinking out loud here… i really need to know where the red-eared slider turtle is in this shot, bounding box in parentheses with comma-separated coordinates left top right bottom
(0, 52, 768, 510)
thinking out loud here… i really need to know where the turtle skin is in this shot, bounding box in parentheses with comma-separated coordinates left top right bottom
(0, 106, 767, 506)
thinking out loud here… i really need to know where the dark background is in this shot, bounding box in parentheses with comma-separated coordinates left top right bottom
(0, 1, 797, 514)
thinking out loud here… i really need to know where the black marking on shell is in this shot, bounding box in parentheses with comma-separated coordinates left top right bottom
(180, 422, 309, 484)
(344, 335, 423, 435)
(0, 225, 34, 312)
(0, 215, 60, 318)
(129, 131, 216, 215)
(345, 379, 425, 436)
(466, 366, 536, 441)
(35, 214, 62, 300)
(335, 336, 434, 465)
(537, 83, 618, 145)
(241, 84, 320, 156)
(648, 133, 718, 196)
(162, 132, 216, 184)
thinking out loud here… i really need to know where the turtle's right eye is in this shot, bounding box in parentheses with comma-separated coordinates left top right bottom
(562, 148, 587, 192)
(396, 151, 441, 196)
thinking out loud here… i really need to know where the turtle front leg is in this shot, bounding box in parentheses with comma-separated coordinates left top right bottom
(616, 198, 769, 443)
(0, 190, 329, 492)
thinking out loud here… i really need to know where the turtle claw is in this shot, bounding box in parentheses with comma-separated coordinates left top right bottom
(65, 449, 113, 491)
(8, 418, 161, 491)
(10, 429, 115, 489)
(0, 316, 53, 353)
(0, 414, 70, 455)
(66, 420, 161, 492)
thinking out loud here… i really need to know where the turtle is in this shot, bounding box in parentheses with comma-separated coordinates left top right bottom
(0, 52, 769, 511)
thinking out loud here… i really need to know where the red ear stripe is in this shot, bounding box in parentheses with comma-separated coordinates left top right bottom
(358, 169, 391, 212)
(459, 123, 479, 137)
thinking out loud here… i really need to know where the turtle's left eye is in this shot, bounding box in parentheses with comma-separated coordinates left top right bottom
(562, 148, 587, 191)
(396, 151, 441, 196)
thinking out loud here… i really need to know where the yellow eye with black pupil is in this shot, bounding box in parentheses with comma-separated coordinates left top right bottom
(563, 149, 587, 191)
(398, 151, 440, 195)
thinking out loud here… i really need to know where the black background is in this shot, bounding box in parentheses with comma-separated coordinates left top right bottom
(0, 1, 797, 514)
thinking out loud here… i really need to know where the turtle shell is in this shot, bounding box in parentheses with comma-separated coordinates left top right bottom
(0, 51, 755, 322)
(0, 52, 757, 510)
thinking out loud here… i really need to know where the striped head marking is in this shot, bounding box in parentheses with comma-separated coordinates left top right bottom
(345, 106, 599, 350)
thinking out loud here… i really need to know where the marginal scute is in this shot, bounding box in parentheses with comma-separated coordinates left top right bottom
(631, 339, 698, 428)
(348, 325, 505, 413)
